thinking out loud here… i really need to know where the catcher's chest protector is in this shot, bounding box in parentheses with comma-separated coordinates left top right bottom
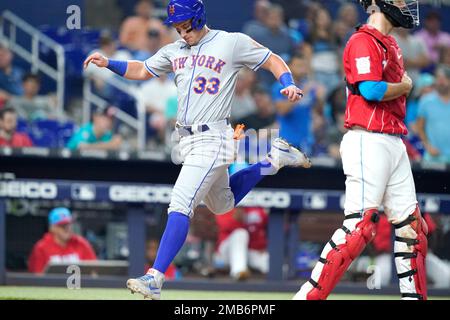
(356, 25, 404, 85)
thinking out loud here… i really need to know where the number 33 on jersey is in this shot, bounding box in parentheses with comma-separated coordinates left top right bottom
(143, 30, 272, 125)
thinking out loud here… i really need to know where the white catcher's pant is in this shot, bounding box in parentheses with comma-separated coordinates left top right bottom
(215, 229, 269, 277)
(342, 129, 417, 224)
(168, 123, 237, 217)
(298, 129, 420, 299)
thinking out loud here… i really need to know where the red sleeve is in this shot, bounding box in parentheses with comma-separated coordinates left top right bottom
(215, 209, 245, 233)
(14, 133, 33, 147)
(28, 243, 48, 274)
(23, 134, 33, 147)
(346, 34, 383, 84)
(77, 236, 97, 260)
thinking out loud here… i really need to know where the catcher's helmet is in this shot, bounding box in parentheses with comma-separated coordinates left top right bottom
(164, 0, 206, 30)
(359, 0, 420, 29)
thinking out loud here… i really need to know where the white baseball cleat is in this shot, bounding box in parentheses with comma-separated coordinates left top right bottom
(267, 138, 312, 171)
(126, 268, 165, 300)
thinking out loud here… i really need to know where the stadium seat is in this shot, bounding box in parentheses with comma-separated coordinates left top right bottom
(29, 119, 59, 148)
(16, 118, 29, 134)
(57, 121, 76, 147)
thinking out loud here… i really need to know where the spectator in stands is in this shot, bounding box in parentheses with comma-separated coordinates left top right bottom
(325, 85, 347, 160)
(294, 2, 323, 40)
(137, 74, 177, 143)
(303, 7, 340, 94)
(271, 0, 308, 22)
(6, 74, 62, 121)
(215, 206, 269, 281)
(66, 106, 122, 151)
(132, 27, 164, 61)
(242, 0, 271, 36)
(334, 2, 359, 50)
(416, 66, 450, 164)
(240, 87, 276, 132)
(0, 107, 33, 148)
(415, 11, 450, 67)
(84, 31, 132, 99)
(271, 54, 326, 155)
(0, 42, 23, 106)
(119, 0, 170, 52)
(28, 207, 97, 274)
(230, 69, 257, 124)
(246, 4, 294, 89)
(405, 73, 435, 132)
(337, 2, 359, 32)
(439, 45, 450, 68)
(393, 28, 430, 88)
(252, 4, 293, 61)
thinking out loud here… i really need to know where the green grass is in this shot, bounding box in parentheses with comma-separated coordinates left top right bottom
(0, 286, 448, 300)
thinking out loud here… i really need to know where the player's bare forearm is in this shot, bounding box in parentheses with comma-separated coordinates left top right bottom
(382, 73, 412, 101)
(262, 53, 304, 102)
(381, 82, 411, 101)
(261, 53, 290, 79)
(83, 52, 152, 81)
(123, 61, 153, 81)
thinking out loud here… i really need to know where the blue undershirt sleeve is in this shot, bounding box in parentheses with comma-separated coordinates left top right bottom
(358, 80, 388, 102)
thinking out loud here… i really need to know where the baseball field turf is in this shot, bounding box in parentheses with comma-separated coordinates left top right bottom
(0, 286, 448, 300)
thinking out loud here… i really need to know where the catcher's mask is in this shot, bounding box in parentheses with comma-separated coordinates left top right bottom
(359, 0, 420, 29)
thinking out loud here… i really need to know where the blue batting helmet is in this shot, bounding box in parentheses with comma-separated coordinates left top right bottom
(164, 0, 207, 30)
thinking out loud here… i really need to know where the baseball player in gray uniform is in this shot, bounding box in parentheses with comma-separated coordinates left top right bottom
(84, 0, 311, 299)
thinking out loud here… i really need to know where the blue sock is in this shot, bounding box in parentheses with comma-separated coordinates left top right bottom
(152, 212, 190, 274)
(229, 160, 275, 205)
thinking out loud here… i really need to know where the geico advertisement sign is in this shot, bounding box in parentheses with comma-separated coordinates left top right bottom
(239, 191, 291, 208)
(109, 185, 172, 203)
(0, 181, 57, 199)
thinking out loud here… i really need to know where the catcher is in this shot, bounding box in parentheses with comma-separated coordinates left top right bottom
(294, 0, 428, 300)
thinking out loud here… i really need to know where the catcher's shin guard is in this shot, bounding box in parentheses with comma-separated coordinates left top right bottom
(393, 206, 428, 300)
(303, 209, 379, 300)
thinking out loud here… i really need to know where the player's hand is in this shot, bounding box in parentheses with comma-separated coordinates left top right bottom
(425, 143, 440, 157)
(401, 72, 413, 97)
(83, 52, 109, 69)
(281, 85, 304, 102)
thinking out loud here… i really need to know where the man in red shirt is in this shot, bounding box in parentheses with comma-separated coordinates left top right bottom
(28, 207, 97, 273)
(295, 0, 428, 300)
(0, 107, 33, 147)
(215, 207, 268, 280)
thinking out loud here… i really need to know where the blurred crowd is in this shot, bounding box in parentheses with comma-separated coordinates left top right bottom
(0, 0, 449, 164)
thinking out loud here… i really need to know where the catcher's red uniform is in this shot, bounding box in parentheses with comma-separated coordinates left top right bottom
(295, 24, 427, 301)
(344, 24, 408, 135)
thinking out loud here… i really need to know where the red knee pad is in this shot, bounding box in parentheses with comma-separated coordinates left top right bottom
(306, 209, 379, 300)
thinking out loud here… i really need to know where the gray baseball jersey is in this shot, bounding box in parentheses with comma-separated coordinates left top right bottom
(144, 30, 272, 125)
